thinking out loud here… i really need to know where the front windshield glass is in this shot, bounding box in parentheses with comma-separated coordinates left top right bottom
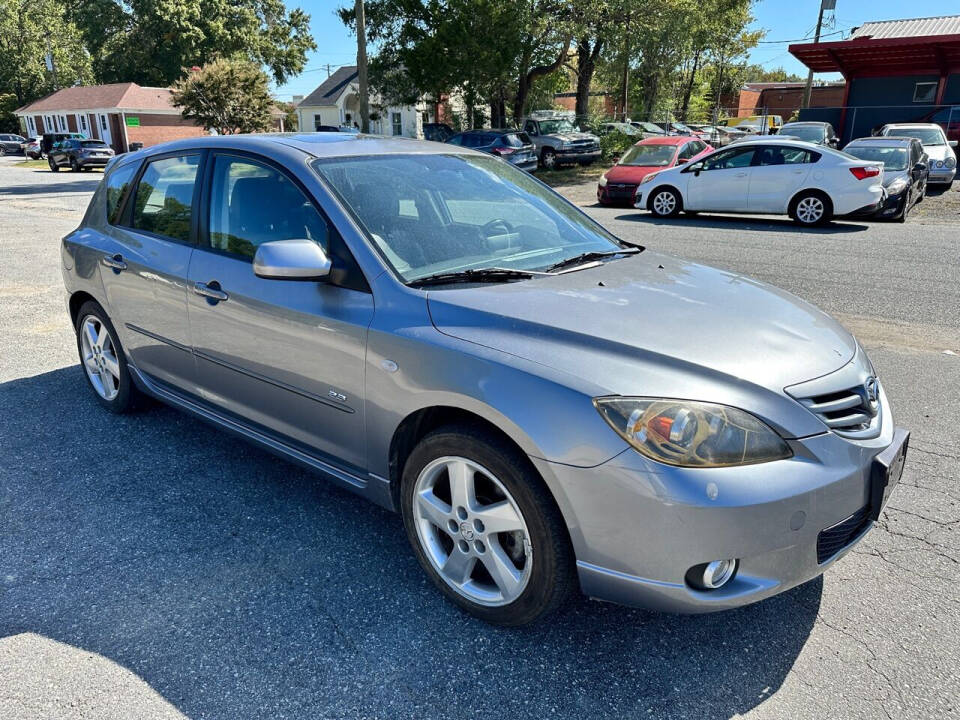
(843, 146, 908, 171)
(618, 144, 677, 167)
(782, 125, 825, 142)
(670, 122, 694, 133)
(886, 128, 944, 145)
(538, 119, 576, 134)
(313, 154, 623, 282)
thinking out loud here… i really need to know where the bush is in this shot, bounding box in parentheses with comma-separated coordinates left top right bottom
(600, 131, 635, 162)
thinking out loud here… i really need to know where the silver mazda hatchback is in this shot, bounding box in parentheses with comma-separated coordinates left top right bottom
(62, 134, 909, 625)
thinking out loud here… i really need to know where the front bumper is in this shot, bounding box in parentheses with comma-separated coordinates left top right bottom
(532, 392, 902, 613)
(557, 149, 601, 164)
(598, 182, 639, 204)
(928, 167, 956, 184)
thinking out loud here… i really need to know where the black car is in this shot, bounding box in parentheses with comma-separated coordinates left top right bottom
(0, 133, 27, 155)
(48, 138, 115, 172)
(778, 122, 838, 148)
(422, 122, 454, 142)
(446, 129, 538, 172)
(843, 136, 928, 222)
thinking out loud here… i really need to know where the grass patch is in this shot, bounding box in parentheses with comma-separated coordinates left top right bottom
(14, 159, 49, 169)
(537, 162, 607, 187)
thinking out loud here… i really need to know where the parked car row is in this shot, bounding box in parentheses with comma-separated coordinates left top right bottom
(603, 122, 955, 226)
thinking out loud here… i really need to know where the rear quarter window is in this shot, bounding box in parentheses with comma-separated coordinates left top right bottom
(105, 163, 138, 225)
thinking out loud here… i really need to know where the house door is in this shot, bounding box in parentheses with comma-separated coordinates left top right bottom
(98, 114, 112, 148)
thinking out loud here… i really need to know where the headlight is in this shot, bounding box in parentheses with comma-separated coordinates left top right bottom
(598, 175, 608, 188)
(886, 178, 908, 195)
(593, 397, 792, 467)
(946, 157, 957, 169)
(640, 172, 658, 185)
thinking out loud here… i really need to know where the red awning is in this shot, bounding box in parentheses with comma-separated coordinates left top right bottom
(790, 34, 960, 77)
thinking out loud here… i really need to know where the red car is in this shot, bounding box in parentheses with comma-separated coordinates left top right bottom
(597, 136, 713, 205)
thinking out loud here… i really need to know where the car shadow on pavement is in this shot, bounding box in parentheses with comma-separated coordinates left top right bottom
(614, 212, 871, 234)
(0, 179, 102, 196)
(0, 366, 822, 720)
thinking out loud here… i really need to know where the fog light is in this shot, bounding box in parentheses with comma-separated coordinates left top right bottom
(686, 559, 738, 590)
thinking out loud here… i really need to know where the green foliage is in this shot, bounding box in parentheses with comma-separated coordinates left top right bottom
(68, 0, 315, 87)
(172, 58, 274, 135)
(0, 93, 20, 133)
(599, 130, 634, 161)
(0, 0, 93, 106)
(276, 101, 298, 131)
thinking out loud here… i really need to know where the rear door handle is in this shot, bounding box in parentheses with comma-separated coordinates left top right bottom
(735, 172, 748, 177)
(193, 281, 228, 303)
(101, 253, 127, 271)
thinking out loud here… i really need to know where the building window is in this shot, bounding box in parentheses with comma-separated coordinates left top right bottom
(58, 114, 67, 131)
(100, 114, 108, 131)
(913, 82, 937, 104)
(314, 115, 324, 131)
(79, 114, 88, 132)
(391, 112, 402, 136)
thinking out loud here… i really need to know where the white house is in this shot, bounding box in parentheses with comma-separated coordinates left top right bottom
(295, 66, 435, 137)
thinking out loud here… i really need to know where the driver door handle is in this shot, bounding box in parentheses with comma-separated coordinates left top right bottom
(193, 281, 229, 303)
(734, 171, 748, 177)
(101, 253, 127, 271)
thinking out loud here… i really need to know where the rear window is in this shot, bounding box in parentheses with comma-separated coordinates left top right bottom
(500, 133, 524, 148)
(81, 140, 108, 148)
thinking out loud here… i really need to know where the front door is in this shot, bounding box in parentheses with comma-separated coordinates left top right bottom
(686, 146, 756, 211)
(101, 152, 201, 390)
(98, 114, 112, 148)
(186, 152, 374, 471)
(747, 145, 816, 213)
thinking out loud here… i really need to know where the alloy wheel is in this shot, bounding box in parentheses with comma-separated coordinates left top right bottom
(412, 456, 533, 606)
(79, 315, 121, 401)
(652, 190, 677, 216)
(796, 196, 824, 224)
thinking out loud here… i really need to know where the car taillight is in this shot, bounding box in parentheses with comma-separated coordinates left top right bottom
(492, 146, 516, 156)
(849, 166, 881, 180)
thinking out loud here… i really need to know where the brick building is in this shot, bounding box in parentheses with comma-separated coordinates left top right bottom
(14, 83, 207, 153)
(723, 81, 846, 120)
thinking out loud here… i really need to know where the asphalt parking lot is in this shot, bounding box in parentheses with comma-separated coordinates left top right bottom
(1, 155, 958, 719)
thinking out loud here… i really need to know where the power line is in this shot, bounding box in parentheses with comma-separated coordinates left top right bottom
(755, 28, 846, 44)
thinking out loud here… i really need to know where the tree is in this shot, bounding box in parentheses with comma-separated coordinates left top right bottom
(68, 0, 315, 87)
(172, 58, 274, 135)
(0, 0, 93, 106)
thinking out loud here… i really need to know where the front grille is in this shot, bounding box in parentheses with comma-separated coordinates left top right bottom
(563, 140, 599, 153)
(817, 505, 872, 563)
(798, 386, 877, 435)
(606, 182, 638, 199)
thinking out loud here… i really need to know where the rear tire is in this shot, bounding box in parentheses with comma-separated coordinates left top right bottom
(400, 425, 575, 626)
(70, 158, 80, 172)
(789, 191, 832, 226)
(648, 187, 682, 218)
(74, 300, 144, 413)
(48, 157, 59, 172)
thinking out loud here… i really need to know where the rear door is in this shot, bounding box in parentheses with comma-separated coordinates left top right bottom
(747, 145, 818, 213)
(186, 151, 374, 471)
(101, 152, 202, 390)
(686, 146, 756, 211)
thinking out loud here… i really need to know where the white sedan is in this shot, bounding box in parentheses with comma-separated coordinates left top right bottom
(634, 138, 886, 226)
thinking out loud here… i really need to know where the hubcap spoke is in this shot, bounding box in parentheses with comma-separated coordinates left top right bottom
(101, 350, 120, 380)
(417, 490, 452, 531)
(481, 539, 523, 601)
(84, 321, 99, 351)
(473, 500, 523, 535)
(442, 548, 476, 584)
(96, 324, 109, 348)
(447, 460, 476, 511)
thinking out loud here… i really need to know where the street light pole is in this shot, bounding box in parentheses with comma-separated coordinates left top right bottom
(802, 0, 835, 109)
(355, 0, 370, 133)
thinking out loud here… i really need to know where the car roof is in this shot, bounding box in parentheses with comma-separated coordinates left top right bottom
(733, 137, 824, 149)
(882, 123, 942, 130)
(459, 128, 518, 135)
(638, 135, 689, 146)
(781, 122, 829, 127)
(127, 133, 477, 161)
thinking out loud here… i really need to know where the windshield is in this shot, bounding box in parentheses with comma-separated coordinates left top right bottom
(539, 120, 576, 134)
(313, 154, 623, 283)
(885, 128, 944, 145)
(670, 122, 694, 133)
(782, 125, 825, 142)
(843, 146, 908, 171)
(618, 144, 677, 167)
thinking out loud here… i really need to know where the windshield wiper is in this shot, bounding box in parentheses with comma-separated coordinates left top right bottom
(545, 247, 641, 274)
(408, 267, 543, 287)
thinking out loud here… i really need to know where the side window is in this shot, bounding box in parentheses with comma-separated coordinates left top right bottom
(130, 154, 200, 242)
(755, 146, 814, 166)
(207, 155, 329, 259)
(447, 134, 463, 146)
(105, 163, 138, 225)
(703, 147, 754, 170)
(524, 121, 537, 136)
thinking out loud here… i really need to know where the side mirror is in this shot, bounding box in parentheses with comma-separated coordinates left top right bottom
(949, 140, 958, 148)
(677, 157, 690, 164)
(253, 239, 331, 281)
(915, 162, 927, 172)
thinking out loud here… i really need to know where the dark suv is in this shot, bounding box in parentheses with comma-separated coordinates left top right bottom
(446, 129, 538, 172)
(0, 133, 27, 155)
(48, 138, 115, 172)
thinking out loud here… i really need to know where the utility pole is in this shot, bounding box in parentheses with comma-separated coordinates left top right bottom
(802, 0, 835, 109)
(355, 0, 370, 133)
(621, 12, 631, 121)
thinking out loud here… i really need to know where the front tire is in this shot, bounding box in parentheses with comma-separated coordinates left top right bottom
(790, 191, 832, 226)
(74, 300, 142, 413)
(540, 148, 557, 170)
(48, 157, 59, 172)
(400, 425, 574, 626)
(70, 158, 80, 172)
(648, 187, 682, 218)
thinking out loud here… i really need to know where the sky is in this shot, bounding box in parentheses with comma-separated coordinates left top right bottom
(275, 0, 960, 100)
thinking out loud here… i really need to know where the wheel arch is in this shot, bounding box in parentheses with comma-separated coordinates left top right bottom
(788, 187, 833, 216)
(69, 290, 100, 326)
(645, 184, 683, 211)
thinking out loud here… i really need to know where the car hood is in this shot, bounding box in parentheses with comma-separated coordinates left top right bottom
(604, 164, 670, 183)
(427, 252, 856, 395)
(551, 132, 598, 143)
(923, 145, 954, 161)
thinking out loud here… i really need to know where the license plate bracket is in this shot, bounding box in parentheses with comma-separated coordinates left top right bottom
(869, 428, 909, 520)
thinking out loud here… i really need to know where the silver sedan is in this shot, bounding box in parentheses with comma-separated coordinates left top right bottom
(61, 134, 909, 625)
